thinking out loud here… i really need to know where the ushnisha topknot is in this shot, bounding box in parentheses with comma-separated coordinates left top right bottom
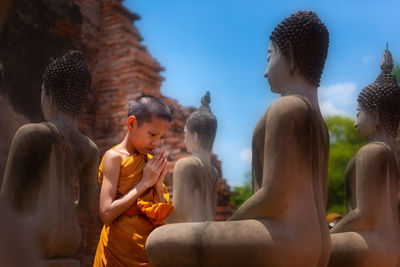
(358, 47, 400, 138)
(270, 10, 329, 87)
(42, 50, 91, 116)
(185, 91, 217, 151)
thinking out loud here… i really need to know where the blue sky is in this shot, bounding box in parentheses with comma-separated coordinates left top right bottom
(125, 0, 400, 187)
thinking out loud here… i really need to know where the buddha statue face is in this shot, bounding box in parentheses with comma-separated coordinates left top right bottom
(268, 10, 329, 88)
(354, 102, 377, 139)
(264, 40, 291, 94)
(184, 125, 197, 153)
(357, 48, 400, 139)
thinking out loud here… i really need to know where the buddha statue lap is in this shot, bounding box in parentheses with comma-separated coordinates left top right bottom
(146, 10, 331, 267)
(328, 48, 400, 267)
(167, 92, 219, 223)
(1, 51, 99, 265)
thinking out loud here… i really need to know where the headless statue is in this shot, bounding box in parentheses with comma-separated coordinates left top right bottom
(1, 51, 99, 263)
(146, 10, 331, 266)
(167, 92, 218, 223)
(328, 48, 400, 267)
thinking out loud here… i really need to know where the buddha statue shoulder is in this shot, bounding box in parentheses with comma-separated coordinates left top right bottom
(146, 10, 331, 267)
(168, 93, 218, 223)
(1, 51, 99, 259)
(329, 48, 400, 267)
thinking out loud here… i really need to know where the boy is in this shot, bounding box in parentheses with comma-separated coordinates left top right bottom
(93, 95, 174, 267)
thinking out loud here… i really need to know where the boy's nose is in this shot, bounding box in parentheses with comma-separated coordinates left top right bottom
(151, 140, 159, 147)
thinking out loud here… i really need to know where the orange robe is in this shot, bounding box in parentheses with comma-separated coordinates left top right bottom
(93, 153, 174, 267)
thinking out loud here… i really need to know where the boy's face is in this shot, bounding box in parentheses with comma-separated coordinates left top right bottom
(128, 116, 170, 154)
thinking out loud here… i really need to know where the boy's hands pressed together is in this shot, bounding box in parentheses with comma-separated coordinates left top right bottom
(155, 163, 167, 189)
(142, 150, 167, 189)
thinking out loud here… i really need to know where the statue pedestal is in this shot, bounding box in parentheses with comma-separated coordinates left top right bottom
(42, 259, 80, 267)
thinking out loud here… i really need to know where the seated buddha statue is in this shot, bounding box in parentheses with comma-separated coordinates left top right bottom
(146, 10, 331, 266)
(167, 92, 219, 223)
(1, 51, 99, 263)
(328, 48, 400, 267)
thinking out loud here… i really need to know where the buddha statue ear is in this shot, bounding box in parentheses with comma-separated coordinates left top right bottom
(49, 93, 55, 108)
(285, 40, 296, 74)
(193, 131, 199, 147)
(370, 104, 380, 127)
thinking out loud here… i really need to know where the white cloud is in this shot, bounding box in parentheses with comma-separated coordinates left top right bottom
(240, 147, 252, 164)
(320, 101, 352, 118)
(318, 82, 357, 118)
(319, 82, 356, 107)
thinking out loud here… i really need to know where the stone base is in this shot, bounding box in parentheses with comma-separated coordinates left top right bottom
(42, 258, 80, 267)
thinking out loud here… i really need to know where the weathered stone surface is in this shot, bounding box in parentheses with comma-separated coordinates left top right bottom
(329, 49, 400, 267)
(1, 51, 99, 263)
(0, 197, 42, 267)
(168, 92, 219, 223)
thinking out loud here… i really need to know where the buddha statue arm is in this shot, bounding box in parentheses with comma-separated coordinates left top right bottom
(168, 158, 197, 223)
(330, 143, 388, 233)
(76, 139, 99, 216)
(231, 96, 313, 220)
(1, 124, 52, 211)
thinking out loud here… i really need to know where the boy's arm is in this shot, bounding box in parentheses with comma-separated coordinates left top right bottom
(99, 150, 166, 225)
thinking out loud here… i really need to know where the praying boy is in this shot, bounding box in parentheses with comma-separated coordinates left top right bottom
(93, 95, 174, 267)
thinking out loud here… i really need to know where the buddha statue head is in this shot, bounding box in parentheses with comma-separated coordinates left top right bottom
(41, 50, 91, 119)
(356, 47, 400, 139)
(265, 10, 329, 92)
(184, 91, 217, 152)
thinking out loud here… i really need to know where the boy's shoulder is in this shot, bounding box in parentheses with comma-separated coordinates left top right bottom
(102, 147, 126, 167)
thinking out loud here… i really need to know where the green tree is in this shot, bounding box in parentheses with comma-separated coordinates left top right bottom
(230, 172, 252, 209)
(325, 116, 365, 215)
(393, 63, 400, 83)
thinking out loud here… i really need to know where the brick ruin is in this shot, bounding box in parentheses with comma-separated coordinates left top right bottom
(0, 0, 234, 265)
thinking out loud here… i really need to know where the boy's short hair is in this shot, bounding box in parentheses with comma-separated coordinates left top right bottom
(128, 95, 172, 126)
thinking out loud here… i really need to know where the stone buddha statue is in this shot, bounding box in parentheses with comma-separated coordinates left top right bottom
(1, 51, 99, 264)
(329, 48, 400, 267)
(146, 10, 331, 266)
(167, 92, 218, 223)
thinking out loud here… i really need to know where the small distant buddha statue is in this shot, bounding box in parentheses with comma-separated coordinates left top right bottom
(146, 10, 331, 266)
(329, 48, 400, 267)
(167, 92, 218, 223)
(1, 51, 99, 264)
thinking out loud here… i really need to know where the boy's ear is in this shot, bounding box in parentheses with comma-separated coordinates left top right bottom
(127, 116, 137, 129)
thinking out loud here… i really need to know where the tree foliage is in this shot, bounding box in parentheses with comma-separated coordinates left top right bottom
(230, 172, 252, 209)
(325, 116, 365, 215)
(393, 63, 400, 83)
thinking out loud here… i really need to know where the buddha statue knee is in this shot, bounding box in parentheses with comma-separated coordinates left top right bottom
(328, 47, 400, 267)
(146, 10, 331, 267)
(1, 51, 99, 260)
